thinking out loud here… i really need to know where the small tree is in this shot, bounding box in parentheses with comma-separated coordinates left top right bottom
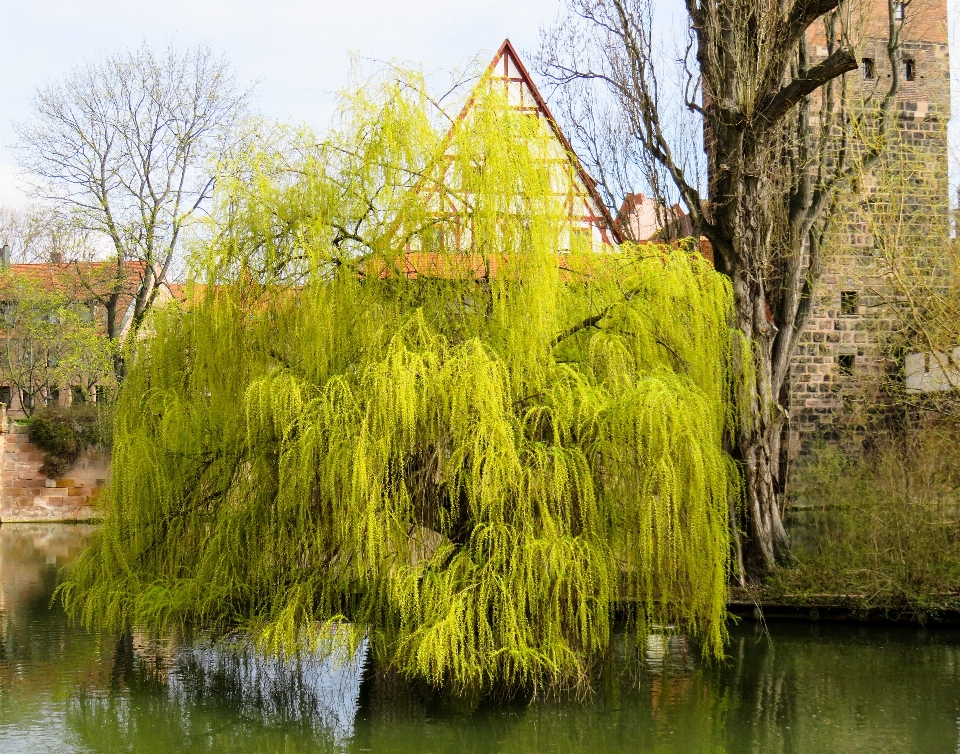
(15, 43, 250, 380)
(0, 275, 114, 415)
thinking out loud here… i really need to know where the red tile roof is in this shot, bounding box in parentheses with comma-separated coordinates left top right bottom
(0, 261, 145, 298)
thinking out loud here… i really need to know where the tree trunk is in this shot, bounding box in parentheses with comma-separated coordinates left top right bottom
(713, 136, 793, 576)
(735, 296, 790, 575)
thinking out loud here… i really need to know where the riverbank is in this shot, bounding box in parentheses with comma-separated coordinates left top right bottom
(728, 589, 960, 625)
(2, 518, 957, 629)
(761, 426, 960, 627)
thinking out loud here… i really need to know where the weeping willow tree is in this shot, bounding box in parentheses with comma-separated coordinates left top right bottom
(59, 63, 743, 693)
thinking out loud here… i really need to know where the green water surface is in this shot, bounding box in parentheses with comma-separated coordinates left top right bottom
(1, 523, 959, 753)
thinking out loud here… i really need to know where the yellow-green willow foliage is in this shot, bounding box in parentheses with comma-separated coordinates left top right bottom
(60, 65, 740, 693)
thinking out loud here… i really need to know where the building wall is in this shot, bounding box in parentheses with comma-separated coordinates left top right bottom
(788, 1, 951, 456)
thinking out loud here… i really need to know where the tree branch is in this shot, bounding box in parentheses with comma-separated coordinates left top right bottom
(758, 48, 858, 127)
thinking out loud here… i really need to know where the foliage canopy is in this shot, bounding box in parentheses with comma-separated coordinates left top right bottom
(0, 272, 115, 414)
(61, 66, 742, 692)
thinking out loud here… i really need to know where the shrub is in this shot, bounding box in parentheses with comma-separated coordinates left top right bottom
(29, 404, 110, 478)
(773, 421, 960, 612)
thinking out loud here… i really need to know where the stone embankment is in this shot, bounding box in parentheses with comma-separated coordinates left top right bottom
(0, 415, 107, 523)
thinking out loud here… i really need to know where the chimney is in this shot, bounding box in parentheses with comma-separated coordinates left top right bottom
(1, 244, 9, 270)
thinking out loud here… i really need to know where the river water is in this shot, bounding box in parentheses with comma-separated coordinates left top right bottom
(2, 523, 959, 754)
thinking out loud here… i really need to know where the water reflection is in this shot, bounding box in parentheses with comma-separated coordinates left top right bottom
(1, 523, 960, 754)
(65, 635, 366, 753)
(0, 522, 97, 618)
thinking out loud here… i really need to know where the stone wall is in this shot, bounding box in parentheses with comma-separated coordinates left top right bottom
(0, 420, 108, 522)
(788, 3, 951, 456)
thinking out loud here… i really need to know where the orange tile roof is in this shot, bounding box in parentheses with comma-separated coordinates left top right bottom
(364, 245, 714, 284)
(0, 261, 145, 299)
(0, 262, 148, 339)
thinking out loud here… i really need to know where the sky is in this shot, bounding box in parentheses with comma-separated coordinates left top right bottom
(1, 0, 958, 208)
(0, 0, 562, 207)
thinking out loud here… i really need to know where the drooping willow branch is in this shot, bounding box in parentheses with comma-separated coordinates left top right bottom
(59, 68, 740, 693)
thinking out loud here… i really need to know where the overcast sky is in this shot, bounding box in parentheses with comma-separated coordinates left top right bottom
(1, 0, 958, 209)
(0, 0, 562, 207)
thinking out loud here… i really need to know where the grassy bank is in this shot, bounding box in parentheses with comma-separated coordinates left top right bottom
(762, 422, 960, 618)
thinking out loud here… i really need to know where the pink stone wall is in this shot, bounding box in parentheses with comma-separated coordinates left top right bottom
(0, 422, 108, 522)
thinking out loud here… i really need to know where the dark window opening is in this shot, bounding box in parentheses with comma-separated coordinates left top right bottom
(21, 390, 33, 412)
(71, 386, 87, 404)
(840, 290, 859, 316)
(838, 354, 855, 376)
(862, 58, 876, 79)
(0, 386, 10, 407)
(905, 59, 916, 82)
(46, 388, 60, 406)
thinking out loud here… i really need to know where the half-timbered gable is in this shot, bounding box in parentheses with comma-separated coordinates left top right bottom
(400, 39, 620, 262)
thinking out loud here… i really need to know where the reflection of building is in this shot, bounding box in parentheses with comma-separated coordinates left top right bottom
(0, 255, 143, 416)
(0, 523, 97, 617)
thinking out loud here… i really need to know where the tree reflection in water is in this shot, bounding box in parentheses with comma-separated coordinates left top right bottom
(3, 525, 960, 753)
(67, 632, 366, 752)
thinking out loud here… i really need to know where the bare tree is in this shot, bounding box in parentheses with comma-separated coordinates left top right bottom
(0, 205, 96, 263)
(539, 0, 910, 576)
(15, 43, 250, 379)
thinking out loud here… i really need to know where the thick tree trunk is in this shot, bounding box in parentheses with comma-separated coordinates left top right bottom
(714, 144, 793, 577)
(538, 0, 873, 582)
(734, 303, 790, 575)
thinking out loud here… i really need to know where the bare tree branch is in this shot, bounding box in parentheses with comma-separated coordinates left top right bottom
(15, 42, 251, 378)
(758, 48, 858, 127)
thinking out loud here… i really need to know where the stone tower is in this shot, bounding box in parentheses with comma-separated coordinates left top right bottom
(787, 0, 951, 456)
